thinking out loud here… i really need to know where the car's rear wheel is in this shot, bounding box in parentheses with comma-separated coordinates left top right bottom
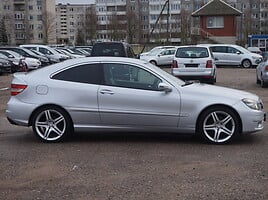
(198, 106, 240, 144)
(260, 76, 267, 88)
(150, 60, 157, 65)
(256, 73, 261, 84)
(241, 59, 251, 68)
(32, 106, 73, 142)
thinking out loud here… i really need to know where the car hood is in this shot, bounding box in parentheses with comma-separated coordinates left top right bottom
(181, 82, 259, 102)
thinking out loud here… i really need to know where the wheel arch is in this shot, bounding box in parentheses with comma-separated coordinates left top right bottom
(28, 104, 74, 129)
(195, 104, 242, 133)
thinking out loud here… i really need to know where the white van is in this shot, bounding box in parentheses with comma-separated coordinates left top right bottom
(199, 44, 263, 68)
(20, 44, 69, 63)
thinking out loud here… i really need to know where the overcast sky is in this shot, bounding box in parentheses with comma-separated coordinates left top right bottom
(56, 0, 94, 4)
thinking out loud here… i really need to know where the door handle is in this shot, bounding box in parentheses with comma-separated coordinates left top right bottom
(100, 89, 114, 95)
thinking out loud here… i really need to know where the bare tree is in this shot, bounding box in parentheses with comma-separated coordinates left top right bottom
(126, 8, 138, 44)
(84, 7, 98, 44)
(42, 10, 56, 44)
(0, 18, 8, 45)
(108, 12, 121, 41)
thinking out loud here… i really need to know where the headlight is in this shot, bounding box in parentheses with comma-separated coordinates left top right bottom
(242, 98, 262, 110)
(252, 56, 262, 60)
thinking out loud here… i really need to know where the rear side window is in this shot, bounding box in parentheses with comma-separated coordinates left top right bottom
(52, 63, 103, 84)
(175, 47, 209, 58)
(211, 46, 227, 53)
(91, 43, 126, 57)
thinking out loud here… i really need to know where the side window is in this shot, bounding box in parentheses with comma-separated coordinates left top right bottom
(52, 63, 103, 84)
(227, 47, 240, 54)
(103, 63, 161, 91)
(211, 46, 227, 53)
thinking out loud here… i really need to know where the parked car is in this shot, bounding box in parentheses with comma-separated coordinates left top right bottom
(23, 57, 42, 70)
(0, 51, 24, 72)
(140, 48, 177, 67)
(0, 58, 12, 74)
(91, 41, 137, 58)
(54, 48, 85, 58)
(0, 46, 50, 66)
(172, 46, 217, 84)
(200, 44, 263, 68)
(140, 46, 177, 57)
(256, 56, 268, 87)
(20, 44, 69, 63)
(6, 57, 265, 144)
(247, 47, 262, 55)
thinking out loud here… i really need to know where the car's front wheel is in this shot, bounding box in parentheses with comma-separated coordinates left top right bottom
(198, 106, 240, 144)
(241, 59, 251, 68)
(32, 106, 73, 142)
(150, 60, 157, 65)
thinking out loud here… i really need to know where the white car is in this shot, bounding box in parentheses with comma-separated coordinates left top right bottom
(24, 57, 41, 70)
(200, 44, 263, 68)
(140, 46, 177, 57)
(140, 48, 177, 67)
(172, 45, 217, 84)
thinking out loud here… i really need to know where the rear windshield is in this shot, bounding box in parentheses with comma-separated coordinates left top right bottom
(175, 47, 209, 58)
(91, 43, 126, 57)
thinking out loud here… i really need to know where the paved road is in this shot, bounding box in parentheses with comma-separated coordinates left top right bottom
(0, 68, 267, 200)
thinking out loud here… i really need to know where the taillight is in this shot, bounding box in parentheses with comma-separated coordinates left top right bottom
(206, 60, 213, 68)
(172, 60, 178, 68)
(265, 65, 268, 71)
(11, 84, 27, 96)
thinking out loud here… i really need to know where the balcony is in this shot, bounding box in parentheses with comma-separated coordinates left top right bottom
(14, 0, 25, 5)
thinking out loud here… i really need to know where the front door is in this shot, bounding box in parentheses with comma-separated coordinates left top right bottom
(98, 63, 181, 127)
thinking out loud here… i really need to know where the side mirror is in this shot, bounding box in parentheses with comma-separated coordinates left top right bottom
(236, 51, 241, 55)
(158, 82, 172, 92)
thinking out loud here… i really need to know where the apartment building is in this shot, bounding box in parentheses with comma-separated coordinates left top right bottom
(0, 0, 56, 45)
(2, 0, 265, 45)
(55, 3, 96, 45)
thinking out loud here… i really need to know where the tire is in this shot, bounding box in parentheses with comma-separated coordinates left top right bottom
(241, 59, 251, 68)
(32, 106, 73, 142)
(256, 73, 261, 84)
(150, 60, 157, 66)
(260, 77, 267, 88)
(197, 106, 240, 144)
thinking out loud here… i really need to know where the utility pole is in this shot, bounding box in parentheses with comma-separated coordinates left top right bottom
(141, 0, 170, 54)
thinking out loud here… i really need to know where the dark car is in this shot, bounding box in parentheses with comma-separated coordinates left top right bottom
(0, 47, 50, 66)
(91, 41, 137, 58)
(0, 58, 12, 75)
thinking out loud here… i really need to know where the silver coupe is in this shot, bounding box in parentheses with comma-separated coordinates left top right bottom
(6, 57, 266, 144)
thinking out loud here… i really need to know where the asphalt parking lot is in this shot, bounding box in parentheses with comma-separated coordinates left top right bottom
(0, 68, 267, 200)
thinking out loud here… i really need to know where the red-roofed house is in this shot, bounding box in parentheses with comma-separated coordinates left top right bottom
(192, 0, 242, 44)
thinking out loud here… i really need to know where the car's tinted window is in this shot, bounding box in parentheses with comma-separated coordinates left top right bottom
(227, 47, 241, 54)
(52, 63, 103, 84)
(175, 47, 209, 58)
(91, 43, 126, 57)
(211, 46, 227, 53)
(103, 63, 161, 91)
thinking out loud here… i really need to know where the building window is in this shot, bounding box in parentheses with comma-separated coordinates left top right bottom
(207, 16, 224, 28)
